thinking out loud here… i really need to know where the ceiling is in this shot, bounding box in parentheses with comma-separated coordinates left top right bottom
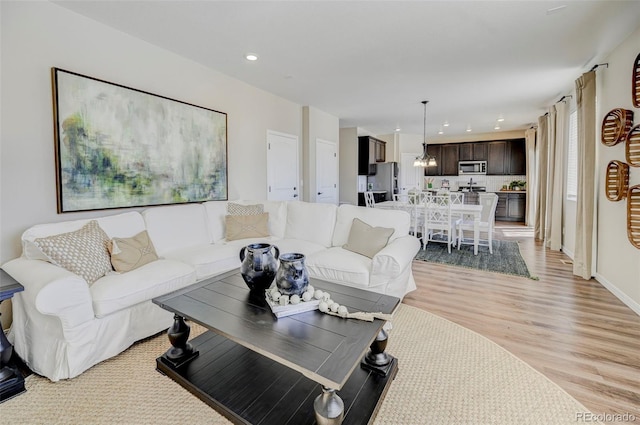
(54, 1, 640, 139)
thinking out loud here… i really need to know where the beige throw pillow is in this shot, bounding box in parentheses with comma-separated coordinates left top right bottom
(227, 202, 264, 216)
(34, 220, 113, 284)
(225, 213, 270, 241)
(343, 218, 394, 258)
(108, 230, 159, 273)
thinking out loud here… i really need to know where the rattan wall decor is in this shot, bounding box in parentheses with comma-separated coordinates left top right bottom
(626, 124, 640, 167)
(628, 184, 640, 249)
(633, 52, 640, 108)
(605, 160, 630, 201)
(601, 108, 633, 146)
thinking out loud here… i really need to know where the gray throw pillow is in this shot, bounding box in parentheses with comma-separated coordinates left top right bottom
(343, 218, 394, 258)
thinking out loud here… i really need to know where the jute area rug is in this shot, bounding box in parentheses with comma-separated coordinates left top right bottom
(415, 239, 537, 279)
(2, 304, 597, 425)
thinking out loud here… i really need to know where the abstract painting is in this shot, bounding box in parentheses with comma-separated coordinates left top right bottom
(52, 68, 227, 213)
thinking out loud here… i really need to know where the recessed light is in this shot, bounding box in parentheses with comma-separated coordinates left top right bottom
(395, 127, 401, 132)
(494, 123, 501, 130)
(438, 126, 444, 135)
(466, 125, 472, 132)
(497, 114, 505, 122)
(546, 5, 567, 15)
(443, 121, 450, 127)
(245, 53, 259, 61)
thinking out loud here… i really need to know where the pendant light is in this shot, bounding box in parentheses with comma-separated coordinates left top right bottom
(414, 100, 437, 167)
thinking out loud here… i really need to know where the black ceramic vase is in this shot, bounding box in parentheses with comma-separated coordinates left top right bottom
(239, 243, 280, 292)
(275, 253, 309, 296)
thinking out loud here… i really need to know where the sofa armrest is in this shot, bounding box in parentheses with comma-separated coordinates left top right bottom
(370, 235, 420, 285)
(2, 258, 95, 329)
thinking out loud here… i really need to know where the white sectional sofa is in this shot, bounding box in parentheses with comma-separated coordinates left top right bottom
(2, 200, 420, 382)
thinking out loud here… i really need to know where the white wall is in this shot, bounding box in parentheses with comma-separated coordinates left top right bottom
(0, 1, 303, 263)
(594, 26, 640, 313)
(339, 127, 359, 205)
(302, 106, 340, 202)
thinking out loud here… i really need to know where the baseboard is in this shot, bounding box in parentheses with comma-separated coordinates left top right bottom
(594, 273, 640, 317)
(560, 245, 574, 260)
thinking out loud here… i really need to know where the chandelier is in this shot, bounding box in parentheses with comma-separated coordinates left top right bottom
(414, 100, 437, 167)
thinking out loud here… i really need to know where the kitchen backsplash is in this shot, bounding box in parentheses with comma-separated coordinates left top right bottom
(426, 175, 526, 192)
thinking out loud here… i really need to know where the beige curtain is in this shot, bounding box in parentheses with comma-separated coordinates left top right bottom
(524, 127, 537, 227)
(573, 71, 596, 279)
(546, 101, 569, 250)
(534, 114, 549, 240)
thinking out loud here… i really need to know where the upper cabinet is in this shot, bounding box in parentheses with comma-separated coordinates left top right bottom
(459, 142, 487, 161)
(358, 136, 386, 175)
(422, 138, 525, 177)
(486, 139, 526, 175)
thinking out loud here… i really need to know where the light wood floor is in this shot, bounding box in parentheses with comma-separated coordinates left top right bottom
(404, 222, 640, 425)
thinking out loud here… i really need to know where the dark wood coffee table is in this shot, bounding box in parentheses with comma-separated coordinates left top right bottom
(153, 269, 400, 425)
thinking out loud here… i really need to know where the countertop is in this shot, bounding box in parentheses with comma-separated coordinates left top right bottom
(497, 190, 527, 193)
(359, 190, 387, 193)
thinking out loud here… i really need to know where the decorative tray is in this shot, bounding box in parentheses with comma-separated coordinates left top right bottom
(264, 291, 320, 318)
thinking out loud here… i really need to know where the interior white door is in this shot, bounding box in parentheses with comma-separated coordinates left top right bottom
(315, 138, 338, 204)
(400, 153, 423, 194)
(267, 130, 299, 201)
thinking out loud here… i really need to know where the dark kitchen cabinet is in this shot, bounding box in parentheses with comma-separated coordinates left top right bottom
(442, 144, 459, 176)
(358, 136, 386, 175)
(487, 141, 507, 175)
(508, 139, 526, 175)
(495, 192, 526, 222)
(425, 145, 442, 176)
(459, 142, 487, 161)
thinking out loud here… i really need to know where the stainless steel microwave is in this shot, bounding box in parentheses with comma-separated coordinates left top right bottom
(458, 160, 487, 175)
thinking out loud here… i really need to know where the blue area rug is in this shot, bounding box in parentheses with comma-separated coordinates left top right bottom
(414, 240, 537, 279)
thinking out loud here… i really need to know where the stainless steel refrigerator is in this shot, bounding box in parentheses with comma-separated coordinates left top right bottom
(368, 162, 398, 201)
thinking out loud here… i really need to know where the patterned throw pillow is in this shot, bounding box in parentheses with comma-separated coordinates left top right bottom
(227, 202, 264, 216)
(34, 220, 113, 284)
(108, 230, 159, 273)
(225, 213, 270, 241)
(343, 218, 394, 258)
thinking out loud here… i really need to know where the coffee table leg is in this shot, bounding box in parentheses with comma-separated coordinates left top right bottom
(162, 314, 199, 368)
(361, 328, 396, 376)
(314, 386, 344, 425)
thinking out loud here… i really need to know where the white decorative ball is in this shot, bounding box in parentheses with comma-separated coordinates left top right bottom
(337, 305, 349, 317)
(329, 302, 339, 313)
(290, 294, 301, 305)
(314, 290, 324, 300)
(270, 287, 280, 296)
(279, 295, 289, 306)
(307, 285, 315, 294)
(321, 292, 331, 302)
(318, 301, 329, 313)
(271, 291, 281, 301)
(302, 291, 313, 302)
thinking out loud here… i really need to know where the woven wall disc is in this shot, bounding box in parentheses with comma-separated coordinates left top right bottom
(601, 109, 633, 146)
(628, 185, 640, 249)
(605, 160, 630, 202)
(633, 52, 640, 108)
(626, 124, 640, 167)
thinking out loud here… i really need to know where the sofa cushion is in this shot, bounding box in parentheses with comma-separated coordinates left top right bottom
(285, 201, 337, 247)
(142, 204, 211, 256)
(34, 220, 113, 285)
(163, 244, 242, 280)
(306, 247, 371, 288)
(227, 202, 264, 216)
(90, 259, 196, 318)
(332, 204, 410, 247)
(108, 230, 159, 273)
(22, 212, 146, 262)
(225, 213, 270, 241)
(343, 218, 394, 258)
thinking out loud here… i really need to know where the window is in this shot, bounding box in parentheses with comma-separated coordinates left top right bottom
(566, 110, 578, 200)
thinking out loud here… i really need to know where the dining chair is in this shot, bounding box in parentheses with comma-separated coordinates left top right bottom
(393, 193, 420, 236)
(364, 191, 376, 208)
(422, 194, 456, 253)
(457, 193, 498, 253)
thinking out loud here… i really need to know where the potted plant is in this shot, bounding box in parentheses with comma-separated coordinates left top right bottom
(509, 180, 526, 191)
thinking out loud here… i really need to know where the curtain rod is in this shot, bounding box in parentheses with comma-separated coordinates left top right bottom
(589, 63, 609, 71)
(558, 94, 573, 102)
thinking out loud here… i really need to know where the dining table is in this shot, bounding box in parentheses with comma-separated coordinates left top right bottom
(375, 200, 483, 255)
